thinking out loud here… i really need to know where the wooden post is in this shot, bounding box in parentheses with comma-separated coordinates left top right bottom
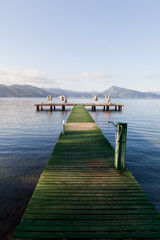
(62, 106, 65, 111)
(62, 120, 65, 134)
(115, 106, 117, 111)
(114, 123, 127, 170)
(54, 106, 56, 110)
(41, 106, 43, 110)
(50, 106, 52, 112)
(106, 106, 109, 111)
(103, 106, 105, 111)
(36, 106, 39, 111)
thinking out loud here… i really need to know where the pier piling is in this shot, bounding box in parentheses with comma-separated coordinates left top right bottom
(115, 123, 127, 170)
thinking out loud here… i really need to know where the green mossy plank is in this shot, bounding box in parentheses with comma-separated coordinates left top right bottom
(29, 200, 152, 205)
(19, 219, 160, 226)
(26, 205, 155, 210)
(25, 209, 158, 214)
(22, 213, 160, 220)
(30, 197, 151, 202)
(12, 231, 160, 239)
(15, 224, 160, 232)
(33, 192, 148, 197)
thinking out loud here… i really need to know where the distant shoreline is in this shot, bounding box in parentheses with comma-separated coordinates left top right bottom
(1, 96, 160, 99)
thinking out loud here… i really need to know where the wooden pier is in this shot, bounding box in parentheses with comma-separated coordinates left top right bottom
(35, 103, 124, 111)
(12, 105, 160, 239)
(35, 103, 74, 111)
(84, 104, 123, 111)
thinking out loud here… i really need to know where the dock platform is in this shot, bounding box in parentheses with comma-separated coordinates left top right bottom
(35, 103, 124, 111)
(12, 105, 160, 239)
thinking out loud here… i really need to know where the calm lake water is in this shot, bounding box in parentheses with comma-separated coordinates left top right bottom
(0, 97, 160, 239)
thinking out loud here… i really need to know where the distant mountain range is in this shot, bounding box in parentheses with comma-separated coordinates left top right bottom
(0, 84, 160, 99)
(101, 86, 160, 99)
(0, 84, 47, 97)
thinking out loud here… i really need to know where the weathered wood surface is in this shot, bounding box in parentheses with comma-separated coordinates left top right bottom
(12, 105, 160, 239)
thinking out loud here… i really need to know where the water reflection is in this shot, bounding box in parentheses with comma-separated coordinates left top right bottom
(105, 111, 110, 123)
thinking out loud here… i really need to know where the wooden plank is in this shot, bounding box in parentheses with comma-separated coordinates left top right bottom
(22, 213, 160, 220)
(12, 231, 160, 239)
(24, 209, 158, 214)
(19, 219, 160, 226)
(14, 225, 160, 231)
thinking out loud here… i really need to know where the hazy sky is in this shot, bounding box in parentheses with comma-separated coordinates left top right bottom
(0, 0, 160, 92)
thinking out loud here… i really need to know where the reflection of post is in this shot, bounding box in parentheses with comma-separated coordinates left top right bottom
(93, 110, 97, 121)
(62, 120, 65, 134)
(105, 111, 110, 123)
(114, 123, 127, 170)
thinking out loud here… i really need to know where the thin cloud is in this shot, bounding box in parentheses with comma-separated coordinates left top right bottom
(0, 67, 113, 91)
(0, 66, 58, 87)
(53, 72, 113, 91)
(149, 73, 160, 79)
(69, 72, 112, 81)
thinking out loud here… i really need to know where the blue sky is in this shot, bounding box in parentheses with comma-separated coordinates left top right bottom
(0, 0, 160, 92)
